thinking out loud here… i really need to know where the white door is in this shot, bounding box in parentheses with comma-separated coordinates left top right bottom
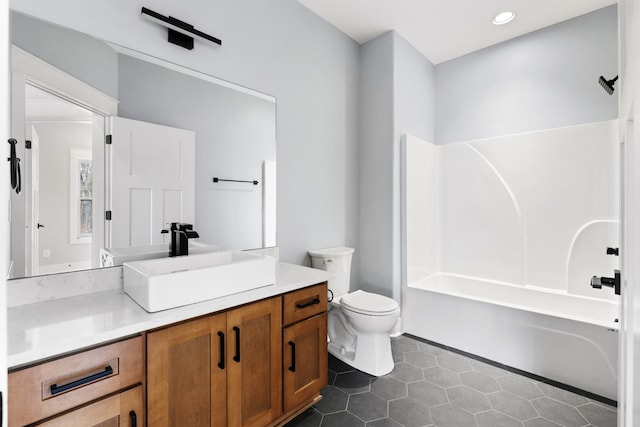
(108, 117, 195, 249)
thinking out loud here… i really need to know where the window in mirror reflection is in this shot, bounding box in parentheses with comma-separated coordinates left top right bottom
(71, 152, 93, 242)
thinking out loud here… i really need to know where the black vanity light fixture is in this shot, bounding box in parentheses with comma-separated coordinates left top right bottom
(140, 7, 222, 50)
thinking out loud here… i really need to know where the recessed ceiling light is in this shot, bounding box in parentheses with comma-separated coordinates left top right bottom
(492, 11, 516, 25)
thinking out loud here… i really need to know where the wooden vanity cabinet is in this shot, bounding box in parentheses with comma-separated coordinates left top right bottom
(37, 385, 144, 427)
(282, 283, 328, 414)
(147, 296, 282, 427)
(8, 336, 144, 427)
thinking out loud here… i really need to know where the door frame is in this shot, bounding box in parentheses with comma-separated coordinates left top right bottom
(10, 46, 117, 273)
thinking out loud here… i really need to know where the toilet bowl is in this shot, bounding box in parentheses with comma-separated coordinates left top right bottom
(309, 247, 400, 376)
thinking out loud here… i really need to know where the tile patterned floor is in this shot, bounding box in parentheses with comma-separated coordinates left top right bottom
(286, 335, 617, 427)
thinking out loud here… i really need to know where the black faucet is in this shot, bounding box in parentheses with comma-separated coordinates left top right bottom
(591, 270, 621, 295)
(161, 223, 200, 257)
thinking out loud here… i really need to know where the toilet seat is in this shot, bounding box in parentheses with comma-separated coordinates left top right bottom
(340, 290, 399, 316)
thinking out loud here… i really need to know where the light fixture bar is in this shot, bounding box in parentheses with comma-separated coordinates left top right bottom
(141, 7, 222, 50)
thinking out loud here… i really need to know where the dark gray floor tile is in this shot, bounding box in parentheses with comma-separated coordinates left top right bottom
(328, 354, 355, 374)
(530, 397, 589, 427)
(423, 366, 462, 388)
(321, 411, 365, 427)
(391, 336, 419, 353)
(536, 382, 590, 407)
(335, 371, 373, 394)
(371, 377, 408, 400)
(407, 381, 448, 406)
(523, 418, 562, 427)
(392, 348, 405, 363)
(447, 386, 491, 413)
(315, 386, 349, 414)
(498, 376, 544, 400)
(488, 391, 538, 421)
(389, 397, 432, 427)
(577, 403, 617, 427)
(460, 371, 501, 393)
(348, 392, 388, 422)
(431, 404, 478, 427)
(417, 341, 449, 356)
(588, 400, 617, 412)
(405, 351, 438, 368)
(469, 359, 509, 378)
(309, 337, 616, 427)
(390, 362, 425, 383)
(476, 410, 524, 427)
(285, 408, 323, 427)
(328, 370, 336, 386)
(366, 418, 403, 427)
(437, 353, 473, 373)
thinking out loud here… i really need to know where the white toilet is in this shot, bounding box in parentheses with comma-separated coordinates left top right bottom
(309, 247, 400, 376)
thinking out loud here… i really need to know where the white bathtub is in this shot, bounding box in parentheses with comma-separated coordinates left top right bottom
(402, 273, 619, 400)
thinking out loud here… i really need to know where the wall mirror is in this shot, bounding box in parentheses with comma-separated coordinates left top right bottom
(8, 11, 277, 279)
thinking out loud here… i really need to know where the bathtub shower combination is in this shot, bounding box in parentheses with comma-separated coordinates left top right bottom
(401, 120, 620, 401)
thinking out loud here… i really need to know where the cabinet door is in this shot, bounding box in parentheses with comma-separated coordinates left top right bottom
(283, 313, 328, 412)
(37, 386, 143, 427)
(226, 297, 282, 427)
(147, 314, 227, 427)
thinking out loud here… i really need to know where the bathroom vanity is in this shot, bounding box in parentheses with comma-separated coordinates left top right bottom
(7, 262, 330, 426)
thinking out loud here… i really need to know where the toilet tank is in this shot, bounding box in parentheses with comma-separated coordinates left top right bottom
(309, 247, 354, 297)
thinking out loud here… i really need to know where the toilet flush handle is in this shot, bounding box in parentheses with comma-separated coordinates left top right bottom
(324, 258, 333, 265)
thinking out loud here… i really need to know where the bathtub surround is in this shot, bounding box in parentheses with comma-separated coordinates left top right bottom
(402, 121, 619, 296)
(401, 121, 620, 400)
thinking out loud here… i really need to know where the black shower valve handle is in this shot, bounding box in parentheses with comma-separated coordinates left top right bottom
(606, 247, 619, 256)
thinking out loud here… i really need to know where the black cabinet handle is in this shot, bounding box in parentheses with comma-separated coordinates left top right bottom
(233, 326, 241, 363)
(50, 366, 113, 395)
(129, 410, 137, 427)
(296, 298, 320, 309)
(288, 341, 296, 372)
(218, 331, 225, 369)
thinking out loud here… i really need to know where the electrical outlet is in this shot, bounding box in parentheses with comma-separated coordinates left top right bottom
(43, 249, 51, 258)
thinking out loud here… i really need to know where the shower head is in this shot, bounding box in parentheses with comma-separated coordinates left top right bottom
(598, 75, 618, 95)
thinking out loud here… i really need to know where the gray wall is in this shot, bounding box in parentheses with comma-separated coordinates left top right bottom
(358, 32, 395, 296)
(11, 0, 361, 267)
(358, 31, 435, 300)
(435, 5, 618, 144)
(11, 11, 118, 99)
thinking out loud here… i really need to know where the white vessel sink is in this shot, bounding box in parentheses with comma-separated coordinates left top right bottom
(123, 250, 276, 312)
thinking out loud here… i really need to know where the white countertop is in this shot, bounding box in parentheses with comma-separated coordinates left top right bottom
(8, 262, 332, 369)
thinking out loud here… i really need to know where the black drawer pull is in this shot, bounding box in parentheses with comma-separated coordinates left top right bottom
(296, 297, 320, 309)
(218, 331, 225, 369)
(129, 410, 137, 427)
(233, 326, 241, 363)
(288, 341, 296, 372)
(50, 365, 113, 395)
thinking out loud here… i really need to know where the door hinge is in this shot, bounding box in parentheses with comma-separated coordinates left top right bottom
(105, 210, 112, 221)
(25, 140, 32, 149)
(105, 135, 112, 145)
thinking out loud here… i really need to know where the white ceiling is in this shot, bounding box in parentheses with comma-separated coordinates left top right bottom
(297, 0, 617, 64)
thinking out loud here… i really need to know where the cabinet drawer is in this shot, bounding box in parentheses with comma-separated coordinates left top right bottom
(283, 283, 327, 327)
(9, 336, 144, 426)
(37, 385, 144, 427)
